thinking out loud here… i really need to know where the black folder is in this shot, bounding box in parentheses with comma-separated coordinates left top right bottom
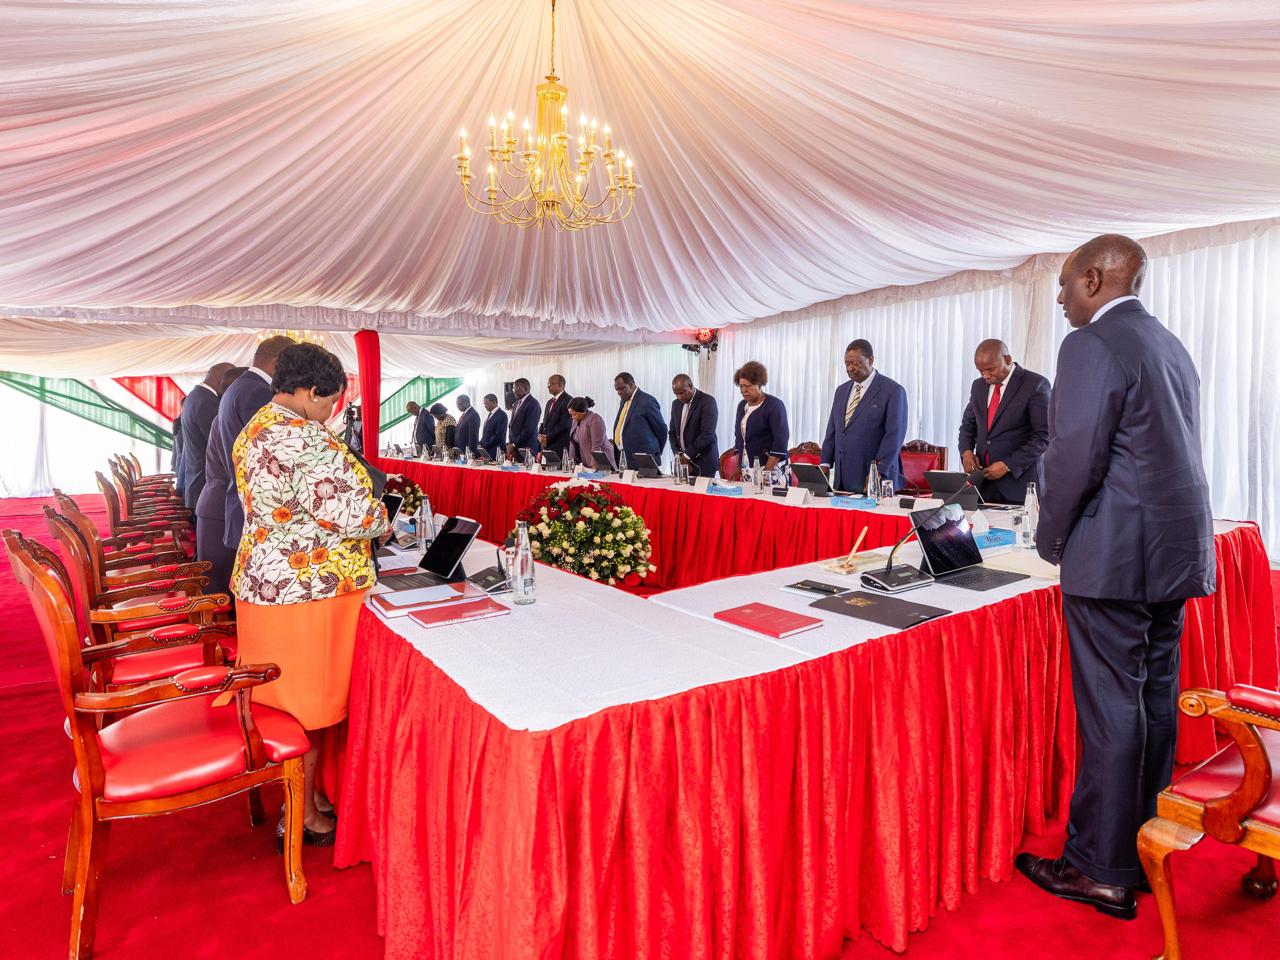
(808, 591, 950, 629)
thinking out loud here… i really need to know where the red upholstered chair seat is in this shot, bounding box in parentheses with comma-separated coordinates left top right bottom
(108, 643, 209, 686)
(96, 697, 309, 802)
(1168, 727, 1280, 829)
(115, 612, 189, 632)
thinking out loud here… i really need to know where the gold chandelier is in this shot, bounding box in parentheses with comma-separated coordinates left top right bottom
(452, 0, 640, 231)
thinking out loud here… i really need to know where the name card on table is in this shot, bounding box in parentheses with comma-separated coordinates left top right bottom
(578, 471, 607, 480)
(707, 482, 745, 497)
(620, 469, 638, 484)
(784, 486, 809, 507)
(828, 496, 878, 510)
(500, 464, 522, 473)
(693, 476, 712, 494)
(974, 528, 1017, 550)
(531, 463, 543, 474)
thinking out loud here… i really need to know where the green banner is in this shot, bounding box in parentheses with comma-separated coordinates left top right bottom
(380, 376, 464, 430)
(0, 372, 173, 450)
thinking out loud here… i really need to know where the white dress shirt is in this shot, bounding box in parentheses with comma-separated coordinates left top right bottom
(249, 366, 272, 385)
(1090, 295, 1140, 325)
(678, 389, 696, 451)
(986, 362, 1017, 410)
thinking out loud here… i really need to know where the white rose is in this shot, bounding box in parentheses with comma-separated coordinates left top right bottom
(588, 569, 600, 580)
(550, 546, 562, 556)
(649, 564, 657, 571)
(612, 518, 622, 527)
(593, 536, 601, 544)
(538, 522, 550, 535)
(566, 546, 575, 554)
(605, 533, 613, 542)
(576, 520, 586, 530)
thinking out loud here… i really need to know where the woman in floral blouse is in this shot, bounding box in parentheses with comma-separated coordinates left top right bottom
(231, 342, 389, 847)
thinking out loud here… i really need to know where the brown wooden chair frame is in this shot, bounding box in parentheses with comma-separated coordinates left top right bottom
(1138, 687, 1279, 960)
(3, 530, 306, 960)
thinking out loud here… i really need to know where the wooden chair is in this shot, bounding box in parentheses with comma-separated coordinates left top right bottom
(719, 448, 740, 481)
(53, 491, 191, 571)
(121, 452, 175, 489)
(899, 439, 947, 495)
(3, 529, 308, 960)
(107, 460, 184, 518)
(788, 442, 822, 486)
(95, 471, 192, 548)
(10, 531, 231, 691)
(1138, 685, 1280, 960)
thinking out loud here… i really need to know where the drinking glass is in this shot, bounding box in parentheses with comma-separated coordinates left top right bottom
(878, 480, 895, 502)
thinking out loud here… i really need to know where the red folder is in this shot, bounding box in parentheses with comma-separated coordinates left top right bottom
(368, 580, 486, 617)
(407, 596, 511, 629)
(713, 602, 823, 639)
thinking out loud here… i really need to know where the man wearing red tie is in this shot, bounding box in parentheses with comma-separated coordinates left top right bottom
(957, 339, 1050, 504)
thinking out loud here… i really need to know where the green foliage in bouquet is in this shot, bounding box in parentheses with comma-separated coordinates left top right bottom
(512, 480, 656, 586)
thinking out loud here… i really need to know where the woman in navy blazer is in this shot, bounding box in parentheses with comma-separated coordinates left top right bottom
(732, 361, 789, 473)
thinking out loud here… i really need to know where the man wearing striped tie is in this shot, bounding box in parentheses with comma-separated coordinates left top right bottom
(820, 339, 909, 493)
(957, 339, 1051, 504)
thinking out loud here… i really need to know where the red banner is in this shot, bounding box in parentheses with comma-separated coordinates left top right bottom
(113, 375, 186, 422)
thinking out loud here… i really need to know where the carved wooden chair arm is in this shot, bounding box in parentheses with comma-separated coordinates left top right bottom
(94, 576, 208, 605)
(89, 592, 229, 622)
(103, 549, 186, 570)
(81, 622, 234, 664)
(73, 663, 280, 712)
(104, 561, 212, 587)
(1178, 687, 1277, 843)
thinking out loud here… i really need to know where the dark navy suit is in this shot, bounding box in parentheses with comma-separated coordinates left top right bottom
(195, 370, 273, 594)
(538, 392, 574, 459)
(733, 394, 789, 468)
(454, 406, 481, 456)
(412, 408, 434, 447)
(668, 390, 719, 479)
(611, 389, 666, 465)
(507, 395, 541, 454)
(820, 373, 908, 492)
(479, 407, 507, 460)
(180, 384, 220, 510)
(1038, 297, 1214, 886)
(957, 364, 1051, 504)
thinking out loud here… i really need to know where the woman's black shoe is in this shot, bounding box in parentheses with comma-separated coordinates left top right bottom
(275, 815, 338, 853)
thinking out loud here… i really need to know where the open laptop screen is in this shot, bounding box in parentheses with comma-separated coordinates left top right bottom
(911, 503, 982, 575)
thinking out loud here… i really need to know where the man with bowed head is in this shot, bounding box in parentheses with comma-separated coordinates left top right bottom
(610, 371, 666, 466)
(957, 338, 1050, 505)
(820, 339, 908, 493)
(1016, 235, 1214, 920)
(181, 360, 236, 512)
(506, 377, 541, 459)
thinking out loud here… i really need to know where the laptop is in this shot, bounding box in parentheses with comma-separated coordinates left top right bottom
(380, 516, 482, 595)
(471, 446, 492, 464)
(631, 452, 663, 478)
(924, 471, 983, 511)
(792, 462, 837, 498)
(911, 504, 1028, 591)
(540, 450, 563, 468)
(590, 448, 617, 472)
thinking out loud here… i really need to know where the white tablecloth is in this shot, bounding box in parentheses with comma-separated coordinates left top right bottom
(368, 516, 1244, 733)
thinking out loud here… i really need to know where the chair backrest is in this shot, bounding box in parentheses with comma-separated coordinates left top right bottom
(786, 443, 822, 486)
(899, 440, 947, 495)
(49, 496, 112, 589)
(719, 448, 740, 481)
(109, 461, 138, 515)
(44, 506, 106, 608)
(3, 530, 107, 796)
(96, 470, 125, 530)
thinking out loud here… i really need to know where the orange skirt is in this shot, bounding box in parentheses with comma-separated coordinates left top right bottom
(234, 591, 367, 731)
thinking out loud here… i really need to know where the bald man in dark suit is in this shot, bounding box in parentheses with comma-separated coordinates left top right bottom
(1016, 235, 1214, 920)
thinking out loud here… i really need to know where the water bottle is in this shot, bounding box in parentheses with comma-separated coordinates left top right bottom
(513, 520, 536, 604)
(618, 450, 627, 473)
(565, 452, 575, 474)
(1021, 482, 1039, 549)
(524, 448, 534, 470)
(866, 460, 882, 498)
(417, 496, 435, 549)
(750, 457, 762, 493)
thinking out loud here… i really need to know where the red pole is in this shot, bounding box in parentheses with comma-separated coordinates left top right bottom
(354, 329, 381, 462)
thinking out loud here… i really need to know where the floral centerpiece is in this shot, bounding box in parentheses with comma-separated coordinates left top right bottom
(384, 475, 425, 516)
(512, 479, 656, 586)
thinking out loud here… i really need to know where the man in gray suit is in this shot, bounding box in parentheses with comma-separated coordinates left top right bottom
(1016, 235, 1215, 919)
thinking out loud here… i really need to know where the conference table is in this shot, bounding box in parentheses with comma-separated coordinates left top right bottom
(335, 515, 1278, 960)
(377, 456, 915, 590)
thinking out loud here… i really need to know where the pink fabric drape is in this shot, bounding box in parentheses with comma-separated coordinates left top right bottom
(354, 331, 380, 462)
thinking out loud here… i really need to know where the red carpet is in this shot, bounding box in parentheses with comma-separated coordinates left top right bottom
(2, 495, 1277, 958)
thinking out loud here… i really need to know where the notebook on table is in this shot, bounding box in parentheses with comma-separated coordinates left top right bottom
(408, 596, 511, 629)
(808, 591, 949, 629)
(713, 602, 823, 639)
(368, 580, 487, 617)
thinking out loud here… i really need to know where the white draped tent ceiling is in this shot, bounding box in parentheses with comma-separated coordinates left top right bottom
(2, 0, 1279, 361)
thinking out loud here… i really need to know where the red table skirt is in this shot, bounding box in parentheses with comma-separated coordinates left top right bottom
(379, 459, 910, 591)
(335, 525, 1279, 958)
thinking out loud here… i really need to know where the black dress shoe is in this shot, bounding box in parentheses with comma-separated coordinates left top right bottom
(1015, 853, 1137, 920)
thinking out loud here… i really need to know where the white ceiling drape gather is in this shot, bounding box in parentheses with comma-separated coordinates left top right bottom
(1, 1, 1278, 337)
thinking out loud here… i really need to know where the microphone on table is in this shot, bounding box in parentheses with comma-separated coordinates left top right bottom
(859, 467, 984, 594)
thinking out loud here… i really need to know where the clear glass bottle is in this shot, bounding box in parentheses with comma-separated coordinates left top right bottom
(524, 448, 534, 470)
(618, 450, 627, 473)
(416, 496, 435, 550)
(866, 460, 882, 499)
(1021, 482, 1039, 549)
(513, 520, 536, 604)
